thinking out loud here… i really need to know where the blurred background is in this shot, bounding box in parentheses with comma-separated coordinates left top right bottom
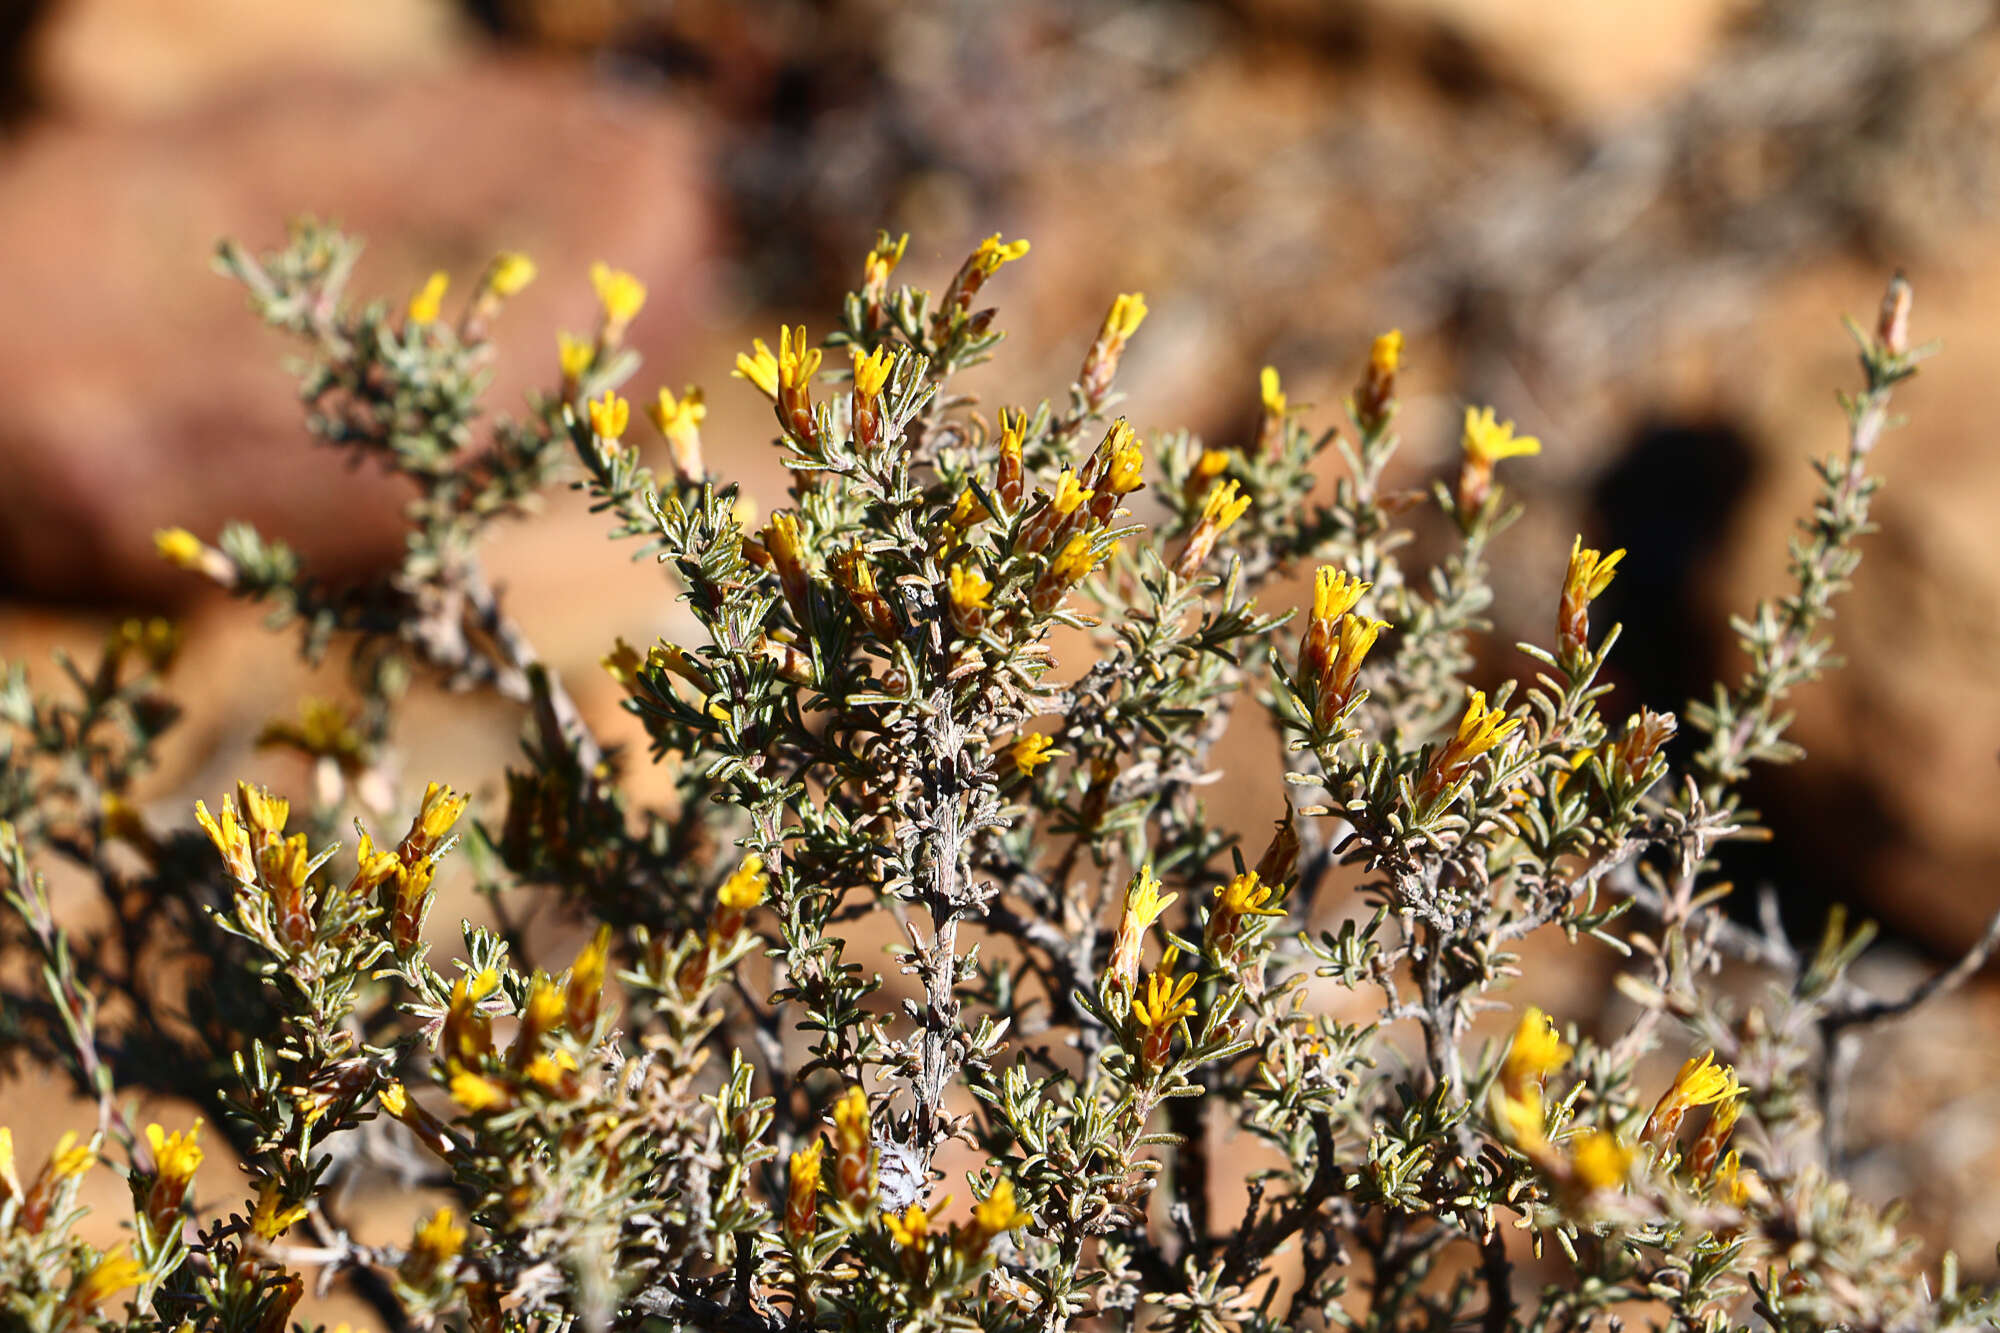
(2, 0, 1999, 1301)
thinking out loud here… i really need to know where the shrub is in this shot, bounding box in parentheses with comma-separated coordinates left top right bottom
(2, 226, 1994, 1332)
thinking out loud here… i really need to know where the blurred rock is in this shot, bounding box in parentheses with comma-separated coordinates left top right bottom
(0, 57, 714, 603)
(31, 0, 466, 120)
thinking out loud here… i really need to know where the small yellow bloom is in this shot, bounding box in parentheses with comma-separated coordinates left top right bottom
(1123, 865, 1177, 930)
(786, 1137, 824, 1239)
(557, 331, 593, 384)
(1049, 469, 1094, 518)
(70, 1247, 145, 1309)
(251, 1179, 309, 1240)
(949, 487, 991, 529)
(1260, 366, 1287, 417)
(0, 1128, 16, 1202)
(1199, 478, 1252, 534)
(406, 781, 469, 858)
(1567, 1129, 1632, 1192)
(411, 1206, 467, 1268)
(883, 1198, 946, 1253)
(154, 527, 206, 571)
(970, 1178, 1031, 1240)
(1502, 1007, 1572, 1089)
(864, 231, 909, 288)
(1046, 532, 1106, 587)
(48, 1131, 95, 1184)
(649, 385, 706, 438)
(449, 1070, 511, 1113)
(589, 261, 647, 329)
(1312, 567, 1369, 626)
(378, 1082, 409, 1117)
(601, 637, 645, 687)
(1103, 291, 1148, 341)
(1009, 732, 1056, 776)
(1564, 537, 1624, 604)
(146, 1120, 204, 1195)
(734, 337, 780, 400)
(970, 233, 1030, 277)
(851, 344, 894, 399)
(948, 563, 993, 615)
(832, 1084, 874, 1205)
(565, 925, 613, 1034)
(407, 270, 448, 325)
(1193, 449, 1230, 483)
(1714, 1149, 1756, 1207)
(588, 391, 630, 442)
(1098, 420, 1144, 496)
(1134, 947, 1198, 1066)
(1450, 691, 1520, 762)
(1461, 406, 1541, 468)
(484, 251, 537, 298)
(1370, 330, 1403, 378)
(778, 324, 823, 393)
(717, 854, 768, 913)
(1643, 1050, 1746, 1145)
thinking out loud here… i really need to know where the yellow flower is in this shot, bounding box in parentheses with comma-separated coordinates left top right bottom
(601, 637, 645, 687)
(1199, 477, 1251, 534)
(1103, 291, 1148, 341)
(48, 1131, 95, 1184)
(832, 1085, 874, 1205)
(1009, 732, 1056, 776)
(449, 1070, 511, 1113)
(734, 337, 780, 400)
(1260, 366, 1287, 417)
(1567, 1129, 1632, 1192)
(1370, 329, 1403, 378)
(1046, 532, 1106, 587)
(406, 270, 448, 324)
(154, 527, 206, 570)
(786, 1138, 823, 1239)
(717, 854, 768, 912)
(649, 384, 706, 437)
(484, 251, 537, 298)
(1134, 946, 1198, 1066)
(590, 261, 647, 329)
(557, 331, 593, 384)
(1206, 869, 1284, 958)
(1049, 469, 1094, 518)
(1502, 1007, 1572, 1089)
(851, 344, 895, 399)
(405, 781, 469, 859)
(1124, 865, 1178, 931)
(146, 1120, 204, 1196)
(1714, 1149, 1756, 1208)
(1097, 420, 1144, 496)
(70, 1247, 145, 1310)
(966, 1178, 1032, 1250)
(0, 1127, 17, 1202)
(378, 1082, 410, 1118)
(565, 925, 613, 1034)
(778, 324, 823, 393)
(588, 391, 630, 441)
(1643, 1050, 1746, 1146)
(1312, 567, 1369, 626)
(864, 231, 909, 289)
(970, 233, 1031, 277)
(949, 563, 993, 615)
(1193, 449, 1230, 483)
(251, 1179, 309, 1241)
(1461, 406, 1541, 468)
(949, 488, 991, 529)
(883, 1198, 946, 1253)
(1454, 690, 1520, 759)
(411, 1206, 467, 1268)
(1565, 537, 1624, 603)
